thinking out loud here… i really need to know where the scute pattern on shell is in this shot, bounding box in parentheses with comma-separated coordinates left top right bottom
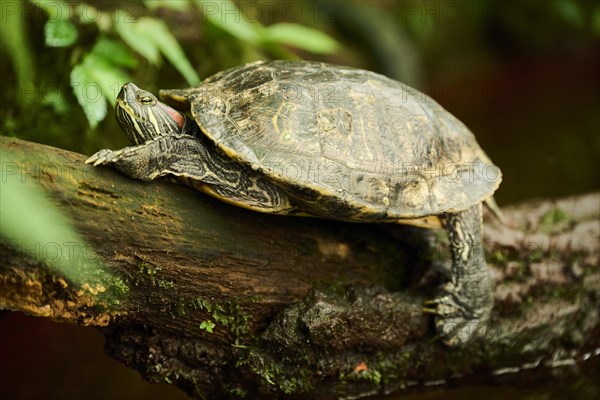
(160, 60, 501, 219)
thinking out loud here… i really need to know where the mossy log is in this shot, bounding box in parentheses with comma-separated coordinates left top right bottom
(1, 136, 598, 399)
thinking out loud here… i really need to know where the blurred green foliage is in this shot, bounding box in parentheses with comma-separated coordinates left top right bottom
(0, 148, 120, 297)
(1, 0, 597, 153)
(70, 39, 128, 128)
(195, 0, 337, 54)
(3, 0, 340, 134)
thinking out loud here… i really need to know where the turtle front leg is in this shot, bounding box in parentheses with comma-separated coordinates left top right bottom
(424, 203, 492, 346)
(85, 134, 209, 181)
(86, 135, 295, 213)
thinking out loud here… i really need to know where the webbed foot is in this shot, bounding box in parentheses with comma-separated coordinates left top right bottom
(84, 144, 164, 181)
(424, 281, 491, 346)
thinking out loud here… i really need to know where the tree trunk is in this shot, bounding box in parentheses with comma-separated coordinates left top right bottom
(1, 136, 598, 399)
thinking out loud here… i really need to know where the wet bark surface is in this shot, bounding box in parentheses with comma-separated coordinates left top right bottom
(1, 136, 598, 399)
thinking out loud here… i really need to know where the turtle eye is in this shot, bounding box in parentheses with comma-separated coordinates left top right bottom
(139, 95, 154, 105)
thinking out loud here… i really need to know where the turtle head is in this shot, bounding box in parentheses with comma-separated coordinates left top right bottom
(115, 83, 191, 145)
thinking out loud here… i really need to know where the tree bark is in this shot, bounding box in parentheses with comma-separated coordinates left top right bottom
(1, 136, 598, 399)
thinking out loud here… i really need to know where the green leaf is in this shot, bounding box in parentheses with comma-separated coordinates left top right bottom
(261, 23, 339, 54)
(196, 0, 261, 44)
(44, 19, 77, 47)
(84, 53, 131, 106)
(200, 320, 215, 333)
(70, 62, 108, 129)
(116, 16, 161, 65)
(30, 0, 71, 19)
(92, 37, 138, 69)
(0, 1, 35, 104)
(70, 38, 134, 126)
(42, 89, 69, 114)
(139, 17, 200, 85)
(144, 0, 192, 11)
(116, 16, 199, 85)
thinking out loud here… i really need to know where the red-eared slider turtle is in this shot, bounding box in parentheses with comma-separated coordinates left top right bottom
(86, 60, 502, 346)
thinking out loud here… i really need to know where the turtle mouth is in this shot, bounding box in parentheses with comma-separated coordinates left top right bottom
(115, 96, 137, 121)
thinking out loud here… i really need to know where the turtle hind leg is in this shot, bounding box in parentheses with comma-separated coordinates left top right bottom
(424, 203, 493, 346)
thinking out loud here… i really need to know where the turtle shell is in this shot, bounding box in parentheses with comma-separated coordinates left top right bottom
(160, 60, 501, 220)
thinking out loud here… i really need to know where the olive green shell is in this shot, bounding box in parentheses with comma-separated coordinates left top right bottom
(160, 60, 501, 219)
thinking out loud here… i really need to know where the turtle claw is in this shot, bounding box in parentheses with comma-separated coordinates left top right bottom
(85, 149, 124, 166)
(86, 149, 111, 166)
(424, 282, 491, 347)
(84, 154, 98, 165)
(422, 306, 438, 314)
(422, 299, 439, 314)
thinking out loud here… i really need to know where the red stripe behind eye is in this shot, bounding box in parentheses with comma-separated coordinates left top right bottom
(157, 102, 185, 129)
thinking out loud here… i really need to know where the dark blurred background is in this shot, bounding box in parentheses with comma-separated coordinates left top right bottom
(1, 0, 598, 399)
